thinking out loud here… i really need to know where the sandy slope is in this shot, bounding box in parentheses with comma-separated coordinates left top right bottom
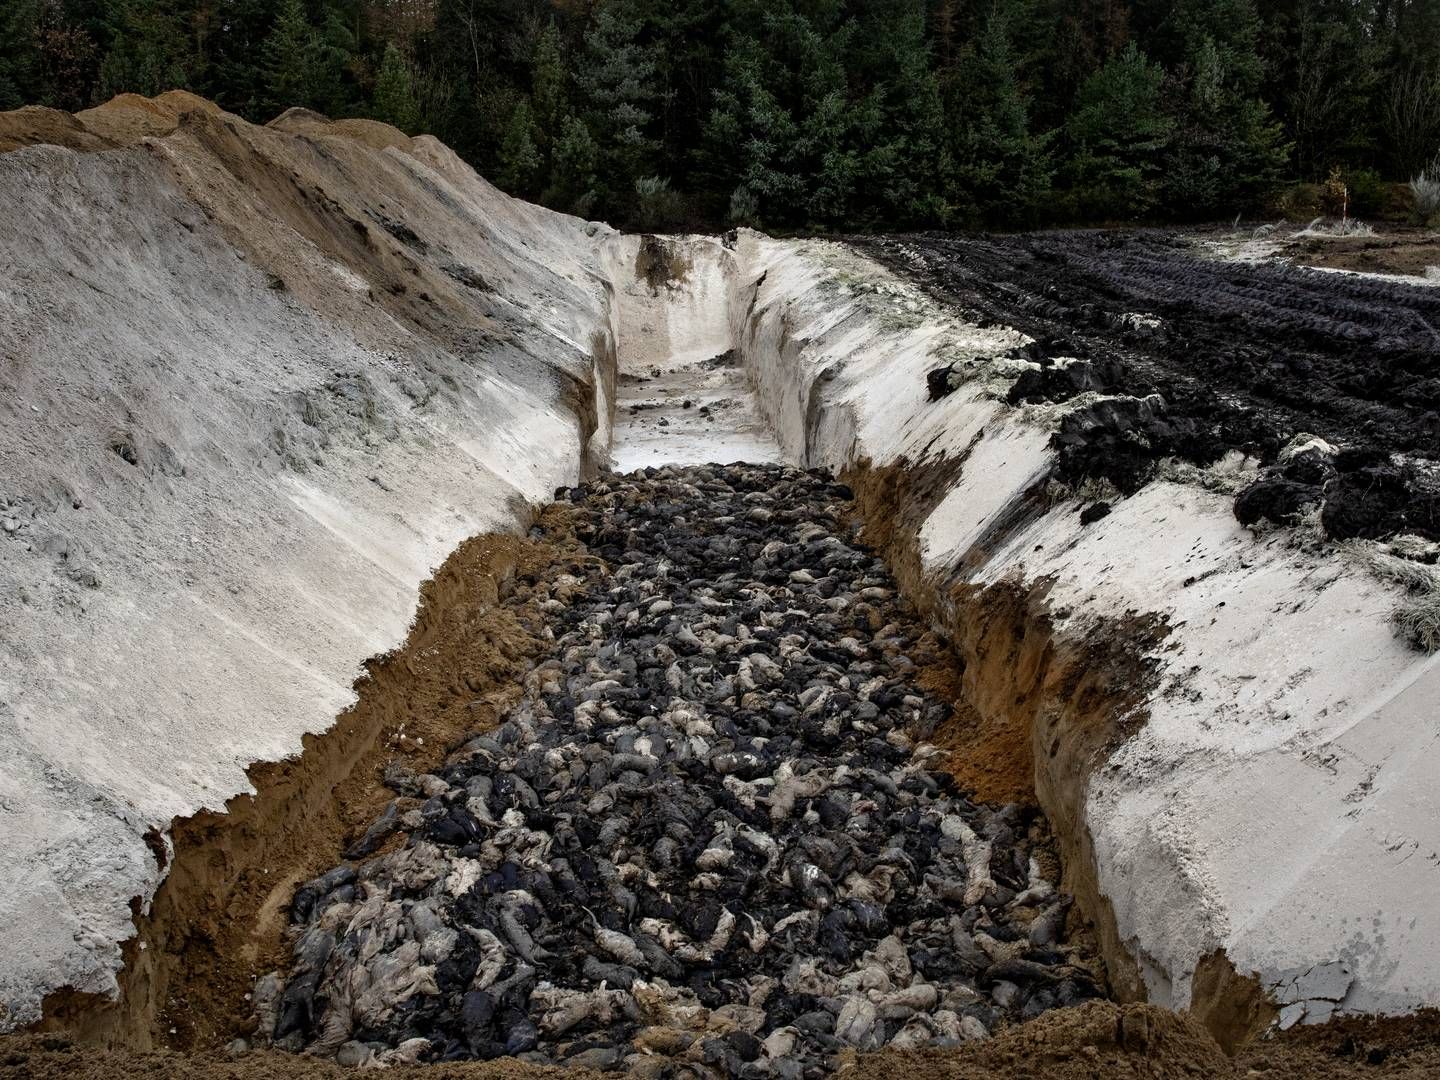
(0, 94, 614, 1029)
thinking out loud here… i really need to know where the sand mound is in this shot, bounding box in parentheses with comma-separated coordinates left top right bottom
(0, 90, 415, 159)
(266, 108, 413, 152)
(0, 105, 113, 153)
(323, 117, 413, 151)
(2, 90, 410, 165)
(75, 90, 220, 144)
(0, 89, 615, 1034)
(264, 107, 337, 137)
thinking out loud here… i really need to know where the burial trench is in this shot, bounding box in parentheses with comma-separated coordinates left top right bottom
(249, 464, 1107, 1073)
(52, 227, 1435, 1068)
(4, 100, 1436, 1075)
(241, 240, 1114, 1074)
(135, 226, 1440, 1069)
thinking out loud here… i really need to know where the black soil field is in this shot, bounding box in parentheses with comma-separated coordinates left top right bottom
(853, 231, 1440, 542)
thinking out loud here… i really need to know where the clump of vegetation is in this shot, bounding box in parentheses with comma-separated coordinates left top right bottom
(630, 176, 686, 232)
(1319, 166, 1350, 218)
(1411, 157, 1440, 224)
(1345, 541, 1440, 653)
(1292, 217, 1375, 238)
(1344, 167, 1389, 216)
(728, 186, 761, 229)
(1396, 591, 1440, 653)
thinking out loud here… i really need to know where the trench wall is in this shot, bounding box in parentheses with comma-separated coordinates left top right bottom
(720, 231, 1440, 1036)
(0, 97, 616, 1032)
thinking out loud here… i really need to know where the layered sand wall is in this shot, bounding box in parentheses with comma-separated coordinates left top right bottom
(0, 96, 617, 1031)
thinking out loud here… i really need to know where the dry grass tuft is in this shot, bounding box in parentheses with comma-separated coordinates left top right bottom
(1291, 217, 1375, 238)
(1343, 540, 1440, 653)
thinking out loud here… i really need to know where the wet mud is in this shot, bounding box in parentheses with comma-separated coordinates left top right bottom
(853, 231, 1440, 542)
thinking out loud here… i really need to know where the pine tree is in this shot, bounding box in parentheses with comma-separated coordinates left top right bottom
(531, 21, 565, 136)
(1151, 0, 1267, 94)
(372, 41, 419, 133)
(496, 97, 542, 195)
(1163, 31, 1290, 216)
(549, 113, 600, 213)
(309, 8, 356, 117)
(621, 0, 728, 188)
(98, 0, 193, 98)
(705, 35, 802, 226)
(705, 2, 899, 229)
(0, 0, 41, 109)
(941, 0, 1053, 226)
(12, 0, 1440, 231)
(200, 0, 282, 118)
(1062, 42, 1172, 219)
(1028, 0, 1131, 132)
(576, 4, 661, 205)
(259, 0, 315, 116)
(850, 0, 947, 226)
(1289, 0, 1383, 178)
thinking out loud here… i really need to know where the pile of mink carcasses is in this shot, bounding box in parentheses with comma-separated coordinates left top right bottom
(251, 465, 1102, 1076)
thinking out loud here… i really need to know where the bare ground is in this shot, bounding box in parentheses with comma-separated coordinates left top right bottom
(9, 1003, 1440, 1078)
(1282, 226, 1440, 278)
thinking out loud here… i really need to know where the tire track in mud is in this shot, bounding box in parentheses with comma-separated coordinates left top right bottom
(248, 465, 1107, 1074)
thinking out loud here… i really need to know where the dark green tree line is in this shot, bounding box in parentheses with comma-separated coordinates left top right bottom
(3, 0, 1440, 230)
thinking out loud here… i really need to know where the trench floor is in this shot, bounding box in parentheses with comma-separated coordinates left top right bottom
(610, 356, 782, 473)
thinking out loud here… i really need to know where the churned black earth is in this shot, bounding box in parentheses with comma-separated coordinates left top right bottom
(251, 464, 1104, 1075)
(854, 231, 1440, 542)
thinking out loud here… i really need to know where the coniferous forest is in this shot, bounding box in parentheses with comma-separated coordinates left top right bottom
(3, 0, 1440, 231)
